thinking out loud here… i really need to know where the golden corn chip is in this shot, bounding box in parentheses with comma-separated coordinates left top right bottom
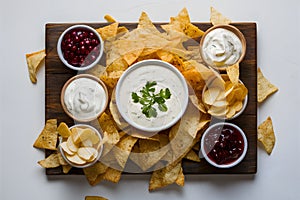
(100, 70, 124, 88)
(138, 12, 160, 34)
(57, 122, 71, 138)
(98, 112, 120, 145)
(226, 63, 240, 85)
(57, 151, 68, 166)
(258, 116, 276, 155)
(62, 165, 72, 174)
(156, 50, 174, 63)
(104, 14, 116, 23)
(161, 8, 189, 33)
(117, 26, 129, 34)
(33, 119, 58, 150)
(123, 49, 144, 65)
(257, 68, 278, 103)
(184, 149, 201, 162)
(210, 7, 232, 26)
(26, 49, 46, 83)
(149, 161, 182, 191)
(38, 153, 60, 168)
(103, 167, 122, 183)
(114, 135, 138, 169)
(175, 167, 185, 187)
(85, 196, 108, 200)
(184, 23, 204, 38)
(96, 22, 119, 41)
(83, 162, 108, 184)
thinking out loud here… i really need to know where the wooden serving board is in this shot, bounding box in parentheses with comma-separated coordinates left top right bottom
(45, 23, 257, 175)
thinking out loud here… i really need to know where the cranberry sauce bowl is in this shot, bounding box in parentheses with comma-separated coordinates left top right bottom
(200, 122, 248, 168)
(57, 24, 104, 71)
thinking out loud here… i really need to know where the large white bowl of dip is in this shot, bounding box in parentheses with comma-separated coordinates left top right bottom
(115, 59, 189, 133)
(200, 25, 246, 71)
(61, 74, 108, 122)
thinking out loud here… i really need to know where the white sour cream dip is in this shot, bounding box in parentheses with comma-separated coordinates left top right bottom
(201, 28, 243, 68)
(64, 77, 107, 121)
(116, 60, 188, 132)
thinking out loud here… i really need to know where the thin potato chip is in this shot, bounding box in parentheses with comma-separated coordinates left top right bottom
(33, 119, 57, 150)
(258, 116, 276, 155)
(26, 49, 46, 83)
(257, 68, 278, 103)
(210, 7, 231, 26)
(38, 153, 60, 168)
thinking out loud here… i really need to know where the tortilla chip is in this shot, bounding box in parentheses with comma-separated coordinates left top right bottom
(184, 23, 204, 38)
(62, 165, 72, 174)
(149, 162, 182, 191)
(33, 119, 58, 150)
(26, 49, 46, 84)
(57, 122, 71, 138)
(38, 153, 60, 168)
(83, 162, 108, 185)
(175, 167, 185, 186)
(117, 26, 129, 34)
(98, 112, 120, 145)
(138, 12, 160, 34)
(85, 196, 108, 200)
(257, 68, 278, 103)
(226, 63, 240, 85)
(104, 14, 116, 23)
(103, 167, 122, 183)
(258, 116, 276, 155)
(96, 22, 119, 41)
(184, 149, 201, 162)
(210, 7, 231, 26)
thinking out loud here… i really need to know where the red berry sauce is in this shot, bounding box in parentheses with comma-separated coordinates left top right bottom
(203, 124, 245, 165)
(61, 28, 100, 67)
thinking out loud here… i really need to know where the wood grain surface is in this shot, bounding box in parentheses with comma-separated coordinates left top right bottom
(45, 23, 257, 175)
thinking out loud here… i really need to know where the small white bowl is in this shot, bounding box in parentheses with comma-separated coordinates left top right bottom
(202, 75, 248, 120)
(60, 74, 108, 122)
(200, 122, 248, 168)
(115, 59, 189, 133)
(58, 124, 103, 168)
(57, 24, 104, 71)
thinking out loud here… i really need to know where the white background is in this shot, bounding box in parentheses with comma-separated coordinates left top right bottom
(1, 0, 300, 199)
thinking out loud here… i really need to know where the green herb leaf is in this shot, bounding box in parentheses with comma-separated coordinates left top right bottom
(131, 81, 171, 118)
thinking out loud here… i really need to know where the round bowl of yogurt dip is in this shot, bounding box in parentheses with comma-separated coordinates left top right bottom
(115, 59, 189, 133)
(61, 74, 108, 122)
(199, 25, 246, 71)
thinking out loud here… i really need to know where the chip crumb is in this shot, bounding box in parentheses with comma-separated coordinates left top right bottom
(258, 116, 276, 155)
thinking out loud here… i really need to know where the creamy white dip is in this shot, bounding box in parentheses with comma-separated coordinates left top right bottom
(201, 28, 243, 68)
(116, 61, 188, 131)
(64, 77, 107, 121)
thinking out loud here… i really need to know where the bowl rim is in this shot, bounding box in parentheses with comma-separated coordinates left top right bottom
(57, 24, 104, 71)
(199, 24, 247, 71)
(58, 124, 103, 168)
(115, 59, 189, 133)
(202, 75, 248, 120)
(60, 74, 108, 122)
(200, 122, 248, 168)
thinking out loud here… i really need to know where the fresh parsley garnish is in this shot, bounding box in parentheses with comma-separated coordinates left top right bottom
(131, 81, 171, 118)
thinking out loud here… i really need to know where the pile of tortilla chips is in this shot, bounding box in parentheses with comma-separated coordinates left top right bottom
(31, 7, 279, 192)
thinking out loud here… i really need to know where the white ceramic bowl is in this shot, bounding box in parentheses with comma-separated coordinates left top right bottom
(199, 24, 246, 71)
(57, 24, 104, 71)
(60, 74, 108, 122)
(58, 124, 103, 168)
(202, 75, 248, 120)
(115, 59, 189, 133)
(200, 122, 248, 168)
